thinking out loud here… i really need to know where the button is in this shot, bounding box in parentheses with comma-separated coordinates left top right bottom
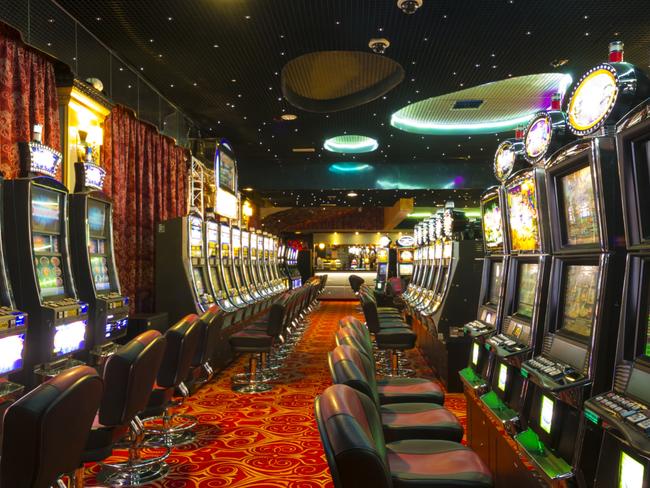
(636, 419, 650, 433)
(627, 413, 647, 424)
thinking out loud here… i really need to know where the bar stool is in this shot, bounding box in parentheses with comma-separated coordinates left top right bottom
(141, 315, 202, 447)
(1, 365, 103, 488)
(78, 330, 168, 487)
(186, 305, 223, 391)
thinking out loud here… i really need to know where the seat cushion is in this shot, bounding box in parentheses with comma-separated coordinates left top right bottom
(387, 439, 492, 487)
(380, 403, 463, 443)
(229, 328, 274, 352)
(376, 328, 416, 350)
(377, 377, 444, 405)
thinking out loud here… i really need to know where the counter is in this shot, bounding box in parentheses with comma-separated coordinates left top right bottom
(315, 270, 377, 300)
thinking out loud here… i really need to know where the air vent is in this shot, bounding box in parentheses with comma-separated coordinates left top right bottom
(452, 99, 484, 110)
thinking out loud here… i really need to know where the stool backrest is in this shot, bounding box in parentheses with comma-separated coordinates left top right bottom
(157, 314, 202, 388)
(328, 345, 380, 408)
(359, 292, 380, 333)
(335, 328, 377, 378)
(1, 365, 103, 487)
(192, 305, 223, 366)
(315, 384, 391, 488)
(99, 330, 167, 426)
(348, 275, 365, 293)
(339, 316, 372, 347)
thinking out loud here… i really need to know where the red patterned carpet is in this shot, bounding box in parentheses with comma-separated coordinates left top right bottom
(85, 300, 467, 487)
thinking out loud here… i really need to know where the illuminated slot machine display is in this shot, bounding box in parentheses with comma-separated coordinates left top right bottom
(268, 235, 281, 292)
(256, 232, 272, 295)
(402, 222, 423, 299)
(460, 180, 511, 392)
(241, 229, 262, 302)
(277, 242, 290, 290)
(282, 245, 293, 289)
(515, 42, 650, 485)
(155, 210, 216, 324)
(5, 128, 89, 384)
(414, 206, 483, 393)
(0, 175, 28, 400)
(274, 237, 288, 291)
(407, 216, 435, 308)
(288, 246, 302, 288)
(396, 234, 414, 282)
(479, 103, 571, 434)
(584, 98, 650, 487)
(219, 223, 244, 308)
(374, 236, 391, 293)
(249, 230, 269, 297)
(69, 161, 129, 362)
(230, 225, 253, 304)
(261, 234, 275, 289)
(205, 218, 237, 313)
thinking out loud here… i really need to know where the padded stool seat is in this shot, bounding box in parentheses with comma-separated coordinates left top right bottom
(376, 328, 417, 349)
(229, 328, 274, 352)
(377, 377, 445, 405)
(387, 439, 492, 488)
(381, 403, 463, 442)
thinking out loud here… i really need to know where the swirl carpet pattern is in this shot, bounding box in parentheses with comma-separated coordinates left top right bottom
(85, 300, 466, 487)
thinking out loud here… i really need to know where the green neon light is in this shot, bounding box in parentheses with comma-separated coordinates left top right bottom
(324, 135, 379, 154)
(584, 408, 600, 425)
(391, 112, 536, 135)
(329, 163, 373, 173)
(407, 212, 433, 218)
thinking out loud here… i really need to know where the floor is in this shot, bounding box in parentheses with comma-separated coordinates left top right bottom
(86, 300, 466, 487)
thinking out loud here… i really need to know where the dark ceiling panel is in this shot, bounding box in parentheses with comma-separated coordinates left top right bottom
(54, 0, 650, 187)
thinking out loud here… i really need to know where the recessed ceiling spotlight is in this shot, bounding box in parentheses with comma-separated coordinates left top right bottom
(281, 114, 298, 121)
(368, 38, 390, 54)
(397, 0, 423, 14)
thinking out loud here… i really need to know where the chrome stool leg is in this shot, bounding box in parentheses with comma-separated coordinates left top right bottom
(143, 383, 198, 447)
(232, 353, 273, 393)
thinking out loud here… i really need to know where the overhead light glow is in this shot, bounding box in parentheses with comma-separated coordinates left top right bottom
(347, 192, 358, 197)
(281, 114, 298, 121)
(391, 112, 536, 134)
(407, 212, 433, 218)
(324, 135, 379, 154)
(329, 163, 373, 173)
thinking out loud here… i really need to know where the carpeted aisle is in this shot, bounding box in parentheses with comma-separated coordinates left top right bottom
(86, 300, 466, 487)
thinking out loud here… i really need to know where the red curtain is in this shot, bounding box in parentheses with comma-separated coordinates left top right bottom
(102, 105, 188, 313)
(0, 24, 60, 178)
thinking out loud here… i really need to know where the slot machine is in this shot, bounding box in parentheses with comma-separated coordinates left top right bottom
(290, 247, 303, 288)
(375, 236, 391, 293)
(585, 98, 650, 487)
(69, 161, 129, 362)
(268, 235, 281, 292)
(278, 242, 290, 290)
(155, 211, 216, 324)
(249, 229, 269, 298)
(241, 229, 262, 302)
(261, 234, 274, 290)
(402, 222, 424, 300)
(460, 176, 511, 392)
(5, 128, 89, 385)
(282, 245, 293, 289)
(406, 218, 433, 307)
(479, 103, 571, 433)
(515, 42, 650, 485)
(219, 223, 245, 308)
(205, 217, 237, 313)
(256, 231, 272, 295)
(396, 234, 414, 282)
(273, 237, 288, 291)
(231, 225, 253, 304)
(0, 175, 28, 400)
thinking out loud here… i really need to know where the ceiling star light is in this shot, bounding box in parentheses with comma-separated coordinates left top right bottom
(324, 135, 379, 154)
(390, 73, 572, 135)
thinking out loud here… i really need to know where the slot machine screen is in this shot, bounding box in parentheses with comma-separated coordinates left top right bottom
(632, 138, 650, 242)
(497, 363, 508, 392)
(540, 394, 554, 434)
(515, 263, 539, 318)
(0, 334, 24, 375)
(482, 196, 503, 250)
(87, 200, 107, 237)
(378, 263, 387, 277)
(487, 261, 503, 305)
(507, 176, 540, 251)
(559, 165, 599, 246)
(400, 264, 413, 276)
(91, 256, 111, 291)
(190, 219, 203, 259)
(32, 185, 61, 234)
(471, 342, 479, 366)
(618, 451, 644, 488)
(559, 265, 599, 340)
(193, 268, 206, 296)
(52, 320, 86, 356)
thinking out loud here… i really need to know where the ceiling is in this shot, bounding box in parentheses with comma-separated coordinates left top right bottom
(54, 0, 650, 194)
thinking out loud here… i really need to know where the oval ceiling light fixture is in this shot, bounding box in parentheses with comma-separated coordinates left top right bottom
(281, 113, 298, 121)
(324, 135, 379, 154)
(282, 51, 404, 113)
(329, 163, 373, 173)
(391, 73, 573, 135)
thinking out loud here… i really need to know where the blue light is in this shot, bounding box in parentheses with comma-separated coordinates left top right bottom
(329, 163, 373, 173)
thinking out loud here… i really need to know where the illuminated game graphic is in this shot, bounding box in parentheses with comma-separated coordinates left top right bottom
(568, 68, 618, 134)
(507, 176, 540, 251)
(0, 335, 24, 375)
(516, 263, 539, 318)
(83, 163, 106, 190)
(88, 200, 107, 236)
(53, 321, 86, 356)
(472, 342, 479, 366)
(540, 395, 554, 434)
(32, 186, 61, 234)
(219, 150, 236, 192)
(488, 261, 503, 305)
(32, 188, 66, 297)
(482, 197, 503, 249)
(561, 265, 599, 339)
(497, 364, 508, 391)
(25, 142, 62, 178)
(619, 451, 644, 488)
(190, 218, 203, 259)
(91, 256, 110, 291)
(525, 115, 552, 160)
(561, 166, 599, 246)
(494, 142, 517, 181)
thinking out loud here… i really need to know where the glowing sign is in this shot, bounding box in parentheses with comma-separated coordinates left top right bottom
(525, 114, 552, 161)
(397, 235, 415, 247)
(568, 66, 618, 135)
(494, 141, 517, 182)
(216, 189, 238, 220)
(83, 163, 106, 190)
(24, 142, 62, 178)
